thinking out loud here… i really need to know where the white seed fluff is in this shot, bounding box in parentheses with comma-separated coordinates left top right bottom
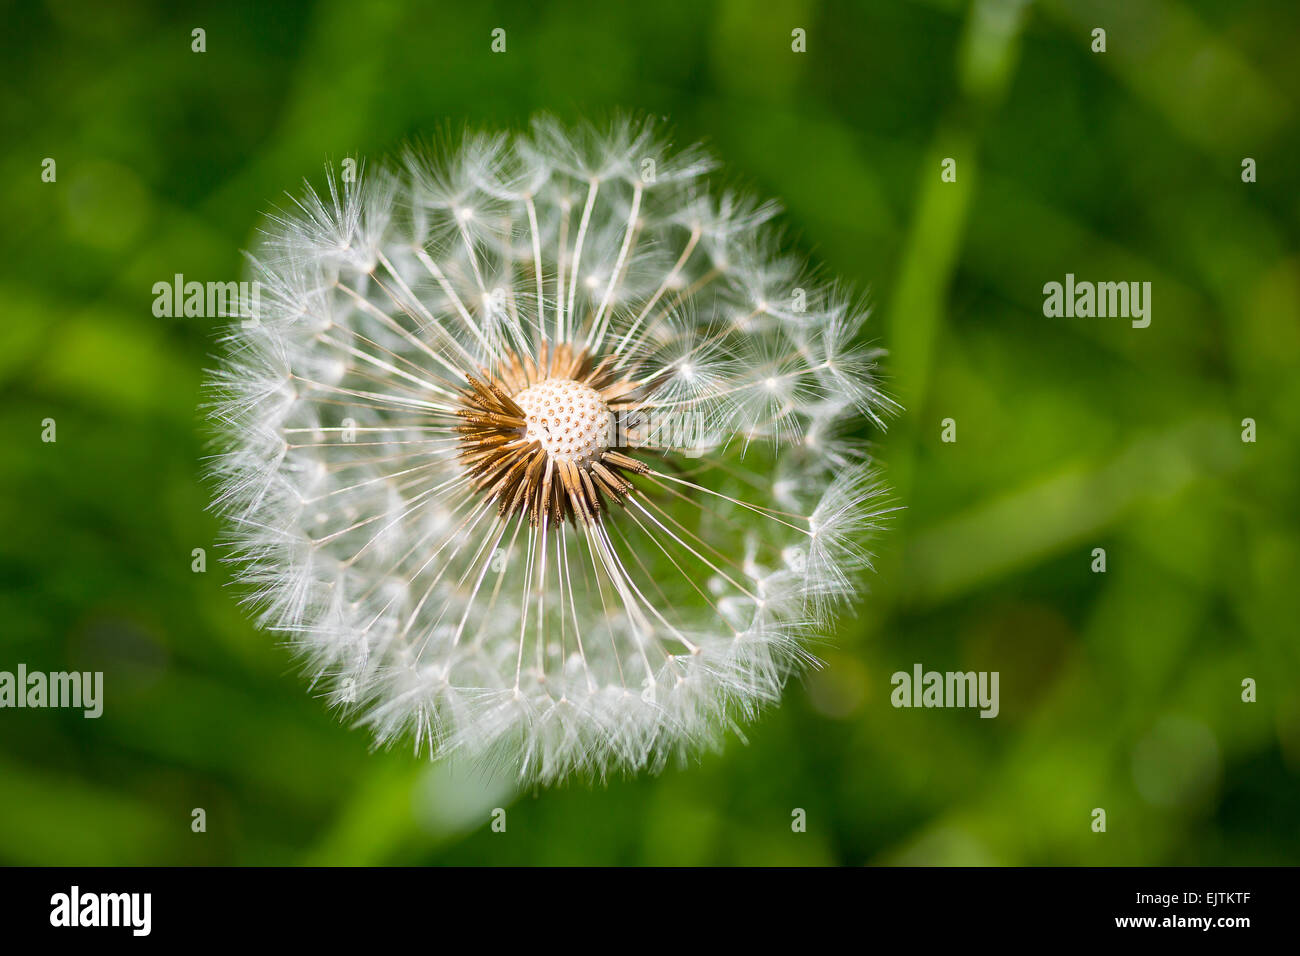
(207, 116, 895, 784)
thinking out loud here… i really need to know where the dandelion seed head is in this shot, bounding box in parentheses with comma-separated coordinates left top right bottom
(207, 115, 896, 784)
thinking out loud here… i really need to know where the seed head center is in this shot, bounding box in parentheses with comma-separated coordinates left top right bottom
(515, 377, 613, 464)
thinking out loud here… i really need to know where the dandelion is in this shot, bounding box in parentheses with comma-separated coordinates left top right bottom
(208, 116, 895, 784)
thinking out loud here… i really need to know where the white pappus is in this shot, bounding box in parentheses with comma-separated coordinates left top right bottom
(207, 115, 897, 784)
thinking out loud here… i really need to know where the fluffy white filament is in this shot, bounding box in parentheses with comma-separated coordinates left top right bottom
(208, 116, 895, 784)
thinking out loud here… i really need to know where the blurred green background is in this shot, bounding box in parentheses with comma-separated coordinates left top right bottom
(2, 0, 1298, 865)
